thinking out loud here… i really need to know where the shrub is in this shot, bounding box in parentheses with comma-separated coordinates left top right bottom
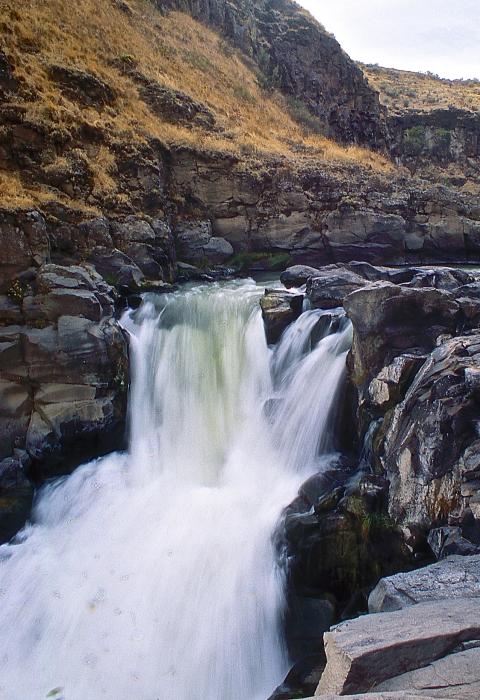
(433, 127, 452, 156)
(233, 85, 256, 104)
(7, 279, 26, 303)
(286, 96, 324, 134)
(403, 125, 426, 156)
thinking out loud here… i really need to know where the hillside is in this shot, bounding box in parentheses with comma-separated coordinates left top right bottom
(361, 63, 480, 114)
(0, 0, 391, 215)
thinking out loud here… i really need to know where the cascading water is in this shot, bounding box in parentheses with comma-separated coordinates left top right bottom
(0, 278, 351, 700)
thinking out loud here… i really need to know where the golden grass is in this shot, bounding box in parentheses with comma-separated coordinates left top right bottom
(361, 64, 480, 113)
(0, 0, 393, 208)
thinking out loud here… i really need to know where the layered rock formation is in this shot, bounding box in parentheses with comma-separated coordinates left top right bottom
(169, 146, 480, 267)
(0, 207, 179, 540)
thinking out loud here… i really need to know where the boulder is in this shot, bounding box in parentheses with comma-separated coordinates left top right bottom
(260, 290, 304, 344)
(89, 247, 145, 289)
(203, 236, 234, 263)
(376, 647, 480, 699)
(109, 217, 174, 281)
(281, 265, 321, 288)
(306, 269, 367, 309)
(317, 598, 480, 695)
(175, 220, 233, 264)
(345, 282, 460, 389)
(368, 555, 480, 613)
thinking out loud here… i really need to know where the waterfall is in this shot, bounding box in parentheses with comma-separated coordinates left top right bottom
(0, 278, 351, 700)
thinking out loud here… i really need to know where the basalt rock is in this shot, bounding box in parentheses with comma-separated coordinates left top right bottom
(0, 255, 129, 540)
(260, 289, 304, 344)
(283, 458, 410, 621)
(306, 268, 368, 310)
(175, 219, 234, 265)
(335, 264, 480, 550)
(314, 555, 480, 698)
(368, 554, 480, 613)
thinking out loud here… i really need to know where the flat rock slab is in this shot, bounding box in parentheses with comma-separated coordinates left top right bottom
(311, 693, 447, 699)
(376, 646, 480, 699)
(312, 694, 443, 699)
(316, 598, 480, 695)
(369, 555, 480, 613)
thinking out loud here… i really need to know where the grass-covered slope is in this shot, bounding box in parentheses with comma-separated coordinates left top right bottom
(362, 63, 480, 114)
(0, 0, 392, 213)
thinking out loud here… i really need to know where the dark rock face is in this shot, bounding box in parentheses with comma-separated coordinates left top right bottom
(388, 108, 480, 176)
(283, 462, 410, 612)
(0, 262, 128, 481)
(280, 262, 480, 552)
(156, 0, 386, 146)
(269, 262, 480, 680)
(0, 211, 152, 540)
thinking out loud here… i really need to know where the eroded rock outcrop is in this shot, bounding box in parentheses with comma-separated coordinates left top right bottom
(277, 262, 480, 549)
(267, 262, 480, 692)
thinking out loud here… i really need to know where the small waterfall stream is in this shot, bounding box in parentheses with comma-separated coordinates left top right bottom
(0, 278, 351, 700)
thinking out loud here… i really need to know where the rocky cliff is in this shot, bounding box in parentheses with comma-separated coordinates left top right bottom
(156, 0, 386, 146)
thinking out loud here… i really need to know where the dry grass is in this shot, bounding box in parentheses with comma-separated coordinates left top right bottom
(0, 0, 393, 209)
(361, 63, 480, 113)
(0, 169, 101, 212)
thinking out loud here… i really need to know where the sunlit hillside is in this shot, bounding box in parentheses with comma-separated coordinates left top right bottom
(361, 63, 480, 113)
(0, 0, 393, 210)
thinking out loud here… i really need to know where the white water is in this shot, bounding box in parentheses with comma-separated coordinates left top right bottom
(0, 279, 351, 700)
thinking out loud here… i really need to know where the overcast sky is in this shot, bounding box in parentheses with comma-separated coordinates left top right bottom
(297, 0, 480, 80)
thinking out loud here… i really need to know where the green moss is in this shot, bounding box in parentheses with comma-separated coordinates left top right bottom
(102, 272, 119, 287)
(433, 127, 452, 156)
(360, 512, 396, 540)
(403, 125, 426, 156)
(228, 251, 293, 272)
(286, 96, 324, 134)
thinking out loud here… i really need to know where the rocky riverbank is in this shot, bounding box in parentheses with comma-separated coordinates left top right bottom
(312, 555, 480, 698)
(262, 261, 480, 699)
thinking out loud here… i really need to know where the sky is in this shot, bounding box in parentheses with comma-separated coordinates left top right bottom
(297, 0, 480, 80)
